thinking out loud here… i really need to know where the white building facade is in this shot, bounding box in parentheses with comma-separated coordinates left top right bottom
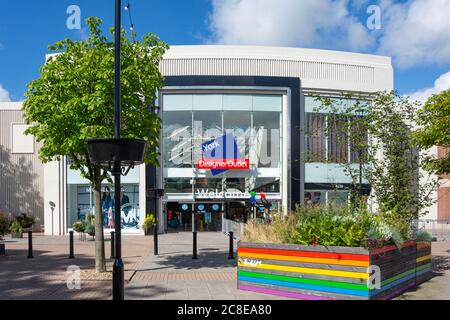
(2, 45, 406, 235)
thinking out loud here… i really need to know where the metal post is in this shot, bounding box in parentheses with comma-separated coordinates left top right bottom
(27, 230, 33, 259)
(228, 231, 234, 259)
(112, 164, 124, 300)
(153, 224, 158, 255)
(192, 231, 198, 259)
(69, 231, 75, 259)
(110, 231, 115, 259)
(112, 0, 124, 301)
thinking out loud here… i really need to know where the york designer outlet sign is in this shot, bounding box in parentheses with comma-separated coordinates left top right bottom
(196, 133, 250, 175)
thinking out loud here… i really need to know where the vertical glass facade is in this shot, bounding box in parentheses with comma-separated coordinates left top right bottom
(162, 92, 283, 230)
(66, 167, 141, 231)
(304, 96, 369, 205)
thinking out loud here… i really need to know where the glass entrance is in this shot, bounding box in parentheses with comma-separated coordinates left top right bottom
(165, 202, 224, 232)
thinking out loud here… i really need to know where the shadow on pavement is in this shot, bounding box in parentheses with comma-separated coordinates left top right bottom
(0, 248, 117, 300)
(151, 251, 236, 271)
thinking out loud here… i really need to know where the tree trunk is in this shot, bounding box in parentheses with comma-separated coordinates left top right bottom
(92, 167, 106, 273)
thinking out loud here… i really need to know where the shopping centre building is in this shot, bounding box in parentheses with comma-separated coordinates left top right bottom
(3, 45, 443, 235)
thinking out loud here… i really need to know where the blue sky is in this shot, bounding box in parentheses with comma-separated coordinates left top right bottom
(1, 0, 449, 102)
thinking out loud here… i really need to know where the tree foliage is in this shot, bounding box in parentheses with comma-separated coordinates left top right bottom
(23, 17, 168, 177)
(413, 89, 450, 175)
(22, 17, 169, 272)
(313, 91, 437, 238)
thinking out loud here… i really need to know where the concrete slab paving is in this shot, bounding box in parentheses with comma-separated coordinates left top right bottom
(1, 232, 450, 300)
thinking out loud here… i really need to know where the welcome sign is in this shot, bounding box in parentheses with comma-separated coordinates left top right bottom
(196, 133, 250, 175)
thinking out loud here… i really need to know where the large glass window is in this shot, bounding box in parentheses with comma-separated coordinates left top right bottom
(253, 111, 280, 168)
(162, 93, 284, 204)
(328, 115, 349, 163)
(223, 111, 251, 159)
(164, 178, 193, 193)
(225, 178, 247, 193)
(193, 111, 222, 163)
(305, 96, 368, 165)
(304, 190, 349, 206)
(252, 178, 280, 193)
(305, 113, 327, 162)
(194, 178, 222, 191)
(67, 183, 140, 230)
(163, 111, 192, 168)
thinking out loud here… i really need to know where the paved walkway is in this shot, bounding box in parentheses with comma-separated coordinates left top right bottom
(396, 241, 450, 300)
(1, 232, 450, 300)
(125, 232, 288, 300)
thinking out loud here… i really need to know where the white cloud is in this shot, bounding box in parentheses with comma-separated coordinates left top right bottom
(206, 0, 450, 69)
(406, 70, 450, 103)
(0, 84, 11, 102)
(378, 0, 450, 68)
(207, 0, 374, 51)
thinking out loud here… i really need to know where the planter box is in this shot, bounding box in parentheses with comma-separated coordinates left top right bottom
(237, 241, 432, 300)
(415, 242, 432, 285)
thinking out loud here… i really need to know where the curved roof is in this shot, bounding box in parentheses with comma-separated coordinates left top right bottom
(162, 45, 393, 93)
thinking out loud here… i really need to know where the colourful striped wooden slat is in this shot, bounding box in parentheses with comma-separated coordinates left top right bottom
(416, 255, 431, 263)
(237, 241, 432, 300)
(416, 242, 431, 250)
(238, 270, 368, 291)
(238, 252, 369, 267)
(237, 261, 369, 279)
(238, 284, 335, 300)
(238, 246, 369, 261)
(370, 240, 416, 255)
(238, 276, 369, 297)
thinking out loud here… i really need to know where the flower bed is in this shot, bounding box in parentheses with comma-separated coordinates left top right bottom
(237, 241, 432, 300)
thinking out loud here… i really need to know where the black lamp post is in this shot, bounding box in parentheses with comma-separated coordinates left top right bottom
(87, 0, 148, 300)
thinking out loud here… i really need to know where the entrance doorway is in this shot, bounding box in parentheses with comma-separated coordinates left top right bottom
(165, 202, 223, 232)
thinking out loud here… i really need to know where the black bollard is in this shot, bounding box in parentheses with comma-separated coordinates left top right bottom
(153, 224, 158, 256)
(110, 231, 115, 259)
(27, 230, 33, 259)
(228, 231, 234, 260)
(69, 231, 75, 259)
(192, 231, 198, 259)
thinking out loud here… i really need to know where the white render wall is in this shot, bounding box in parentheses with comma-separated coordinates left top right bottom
(39, 46, 394, 234)
(161, 45, 393, 93)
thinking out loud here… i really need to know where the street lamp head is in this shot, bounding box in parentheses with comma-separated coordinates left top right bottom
(87, 138, 147, 168)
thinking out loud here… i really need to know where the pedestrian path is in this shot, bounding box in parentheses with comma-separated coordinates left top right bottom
(126, 232, 290, 300)
(1, 232, 449, 300)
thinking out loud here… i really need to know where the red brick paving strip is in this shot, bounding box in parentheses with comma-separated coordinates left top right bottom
(131, 271, 236, 282)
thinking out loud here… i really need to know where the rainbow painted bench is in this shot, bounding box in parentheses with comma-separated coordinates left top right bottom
(237, 241, 432, 300)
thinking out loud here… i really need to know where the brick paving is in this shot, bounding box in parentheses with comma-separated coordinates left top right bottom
(1, 232, 450, 300)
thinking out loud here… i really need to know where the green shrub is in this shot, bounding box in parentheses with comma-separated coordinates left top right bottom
(16, 213, 36, 229)
(142, 213, 156, 233)
(9, 220, 22, 233)
(73, 220, 86, 233)
(242, 214, 299, 244)
(293, 204, 369, 247)
(85, 223, 95, 236)
(242, 203, 405, 248)
(85, 213, 94, 225)
(412, 230, 432, 242)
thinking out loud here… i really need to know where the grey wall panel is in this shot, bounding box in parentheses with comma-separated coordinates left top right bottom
(0, 110, 44, 229)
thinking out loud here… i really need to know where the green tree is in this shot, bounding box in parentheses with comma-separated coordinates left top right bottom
(22, 17, 168, 273)
(312, 91, 436, 238)
(413, 89, 450, 175)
